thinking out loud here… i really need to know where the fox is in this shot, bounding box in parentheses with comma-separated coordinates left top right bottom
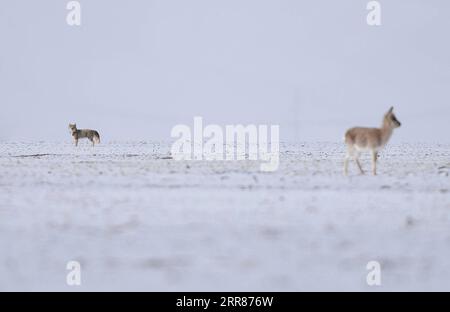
(344, 107, 401, 176)
(68, 123, 101, 147)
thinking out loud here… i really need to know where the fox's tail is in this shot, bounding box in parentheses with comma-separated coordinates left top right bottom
(94, 131, 101, 144)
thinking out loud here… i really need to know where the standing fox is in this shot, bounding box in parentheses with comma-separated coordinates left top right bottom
(69, 123, 101, 147)
(344, 107, 401, 176)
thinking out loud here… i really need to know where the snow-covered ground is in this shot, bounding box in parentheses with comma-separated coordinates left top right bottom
(0, 141, 449, 291)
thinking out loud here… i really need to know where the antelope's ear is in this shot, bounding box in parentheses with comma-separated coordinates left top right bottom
(387, 107, 394, 114)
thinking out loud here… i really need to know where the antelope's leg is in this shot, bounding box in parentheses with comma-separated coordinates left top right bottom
(372, 151, 378, 175)
(344, 146, 354, 176)
(344, 148, 352, 176)
(354, 153, 364, 174)
(344, 155, 350, 176)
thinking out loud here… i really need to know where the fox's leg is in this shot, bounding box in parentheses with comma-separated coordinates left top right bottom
(371, 151, 378, 175)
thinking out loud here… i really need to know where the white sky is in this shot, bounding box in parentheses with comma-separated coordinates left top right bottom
(1, 0, 449, 143)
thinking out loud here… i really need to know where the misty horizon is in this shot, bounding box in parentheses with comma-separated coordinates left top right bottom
(1, 1, 449, 143)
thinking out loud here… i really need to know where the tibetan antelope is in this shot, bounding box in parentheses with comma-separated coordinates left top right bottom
(344, 107, 401, 175)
